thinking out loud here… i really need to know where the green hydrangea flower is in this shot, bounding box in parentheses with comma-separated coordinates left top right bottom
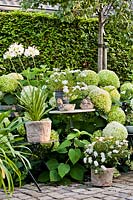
(0, 75, 18, 93)
(120, 82, 133, 92)
(107, 106, 126, 124)
(103, 86, 120, 103)
(78, 70, 99, 86)
(98, 70, 120, 88)
(120, 82, 133, 100)
(87, 85, 99, 96)
(89, 87, 112, 113)
(103, 121, 128, 140)
(7, 73, 24, 80)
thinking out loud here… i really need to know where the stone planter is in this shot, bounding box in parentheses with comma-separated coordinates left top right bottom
(91, 168, 114, 187)
(25, 119, 52, 143)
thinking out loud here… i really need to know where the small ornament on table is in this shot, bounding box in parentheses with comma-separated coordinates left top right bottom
(80, 97, 94, 110)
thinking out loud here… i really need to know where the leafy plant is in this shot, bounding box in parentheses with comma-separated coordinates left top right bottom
(38, 129, 91, 183)
(0, 111, 31, 195)
(18, 87, 51, 121)
(84, 136, 130, 174)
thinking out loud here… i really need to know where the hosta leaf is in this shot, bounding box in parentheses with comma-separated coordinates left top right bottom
(58, 163, 70, 178)
(68, 148, 81, 165)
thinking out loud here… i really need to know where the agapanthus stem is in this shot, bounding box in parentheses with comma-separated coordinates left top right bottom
(10, 59, 17, 73)
(18, 56, 25, 71)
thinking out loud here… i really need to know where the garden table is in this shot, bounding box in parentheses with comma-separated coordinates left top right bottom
(49, 109, 95, 129)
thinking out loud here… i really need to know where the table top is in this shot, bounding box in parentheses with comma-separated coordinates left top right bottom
(49, 108, 95, 114)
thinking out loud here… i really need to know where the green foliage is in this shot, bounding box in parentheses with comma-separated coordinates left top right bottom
(0, 11, 132, 82)
(0, 11, 98, 73)
(38, 129, 90, 183)
(18, 87, 50, 121)
(0, 112, 31, 195)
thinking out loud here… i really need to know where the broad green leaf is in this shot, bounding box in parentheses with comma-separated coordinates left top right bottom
(57, 148, 68, 153)
(38, 171, 50, 183)
(57, 140, 71, 150)
(74, 139, 85, 148)
(50, 170, 61, 182)
(67, 133, 78, 140)
(58, 163, 70, 178)
(46, 159, 59, 170)
(68, 148, 81, 165)
(70, 164, 86, 181)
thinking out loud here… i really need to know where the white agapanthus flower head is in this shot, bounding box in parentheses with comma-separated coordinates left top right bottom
(24, 46, 40, 57)
(8, 43, 24, 57)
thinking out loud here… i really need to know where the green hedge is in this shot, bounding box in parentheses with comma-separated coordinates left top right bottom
(0, 11, 98, 73)
(0, 11, 132, 82)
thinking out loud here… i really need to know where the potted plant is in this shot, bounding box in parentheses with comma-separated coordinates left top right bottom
(83, 136, 130, 186)
(46, 69, 79, 109)
(18, 85, 52, 143)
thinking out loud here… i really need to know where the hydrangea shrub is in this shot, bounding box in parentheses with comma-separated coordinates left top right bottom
(103, 86, 120, 103)
(107, 106, 126, 124)
(89, 87, 112, 113)
(0, 75, 18, 93)
(77, 70, 99, 86)
(98, 70, 120, 88)
(103, 121, 128, 140)
(120, 82, 133, 92)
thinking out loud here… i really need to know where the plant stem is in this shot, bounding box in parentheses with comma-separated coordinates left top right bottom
(10, 59, 17, 73)
(18, 56, 25, 71)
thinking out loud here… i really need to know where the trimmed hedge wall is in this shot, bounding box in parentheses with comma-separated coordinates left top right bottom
(0, 11, 132, 82)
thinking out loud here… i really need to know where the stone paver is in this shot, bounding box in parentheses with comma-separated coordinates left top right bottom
(0, 172, 133, 200)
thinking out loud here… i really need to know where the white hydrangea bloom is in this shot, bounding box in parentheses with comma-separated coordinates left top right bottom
(94, 161, 99, 167)
(101, 165, 107, 171)
(101, 157, 106, 162)
(63, 86, 69, 93)
(86, 148, 93, 154)
(94, 151, 98, 157)
(83, 157, 87, 164)
(62, 80, 68, 85)
(88, 157, 92, 164)
(112, 150, 119, 153)
(100, 152, 105, 158)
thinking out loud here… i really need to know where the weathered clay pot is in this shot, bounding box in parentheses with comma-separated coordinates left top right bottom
(25, 119, 52, 143)
(91, 168, 114, 187)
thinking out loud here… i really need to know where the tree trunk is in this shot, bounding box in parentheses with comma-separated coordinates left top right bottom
(98, 7, 105, 72)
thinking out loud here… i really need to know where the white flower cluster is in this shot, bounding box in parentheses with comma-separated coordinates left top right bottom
(83, 136, 129, 174)
(3, 43, 39, 59)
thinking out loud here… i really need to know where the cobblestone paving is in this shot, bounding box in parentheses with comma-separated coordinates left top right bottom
(0, 172, 133, 200)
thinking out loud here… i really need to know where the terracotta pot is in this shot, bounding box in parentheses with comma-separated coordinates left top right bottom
(91, 168, 114, 187)
(25, 119, 52, 143)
